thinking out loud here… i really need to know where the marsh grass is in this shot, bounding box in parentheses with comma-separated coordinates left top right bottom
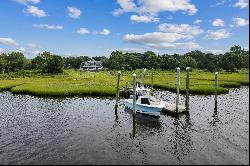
(0, 69, 248, 97)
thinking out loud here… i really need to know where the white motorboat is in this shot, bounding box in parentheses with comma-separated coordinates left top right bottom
(124, 86, 165, 117)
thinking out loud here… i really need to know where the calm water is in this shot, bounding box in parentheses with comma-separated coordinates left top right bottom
(0, 87, 249, 165)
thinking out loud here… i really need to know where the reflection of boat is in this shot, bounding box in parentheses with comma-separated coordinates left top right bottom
(124, 86, 165, 117)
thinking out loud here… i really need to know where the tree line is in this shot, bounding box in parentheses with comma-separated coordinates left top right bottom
(0, 45, 249, 74)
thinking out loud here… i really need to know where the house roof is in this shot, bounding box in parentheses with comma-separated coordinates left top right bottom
(81, 59, 102, 67)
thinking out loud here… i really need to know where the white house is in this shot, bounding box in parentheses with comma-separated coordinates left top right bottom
(79, 59, 103, 71)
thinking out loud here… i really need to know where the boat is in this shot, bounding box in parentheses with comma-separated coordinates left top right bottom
(124, 85, 165, 117)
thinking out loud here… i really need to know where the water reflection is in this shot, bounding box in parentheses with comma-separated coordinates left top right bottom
(108, 107, 165, 164)
(123, 107, 162, 137)
(110, 106, 195, 164)
(163, 114, 193, 162)
(0, 87, 249, 165)
(211, 106, 219, 127)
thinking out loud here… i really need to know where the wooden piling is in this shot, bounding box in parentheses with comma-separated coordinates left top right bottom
(176, 67, 180, 112)
(151, 68, 154, 90)
(132, 74, 137, 115)
(185, 67, 190, 111)
(215, 72, 218, 109)
(115, 71, 121, 112)
(125, 81, 128, 91)
(141, 68, 146, 87)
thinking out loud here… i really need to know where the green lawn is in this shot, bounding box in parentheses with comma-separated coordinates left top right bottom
(0, 69, 249, 97)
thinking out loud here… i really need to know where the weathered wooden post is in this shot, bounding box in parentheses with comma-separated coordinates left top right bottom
(151, 68, 154, 90)
(185, 67, 190, 111)
(215, 72, 218, 109)
(176, 67, 181, 112)
(141, 68, 146, 87)
(115, 71, 121, 113)
(132, 74, 137, 114)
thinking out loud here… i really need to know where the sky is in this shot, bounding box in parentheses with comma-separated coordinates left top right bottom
(0, 0, 249, 58)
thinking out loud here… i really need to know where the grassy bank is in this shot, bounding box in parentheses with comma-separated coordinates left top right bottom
(0, 69, 249, 97)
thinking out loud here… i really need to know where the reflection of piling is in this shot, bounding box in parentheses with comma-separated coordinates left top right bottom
(132, 74, 137, 115)
(176, 67, 180, 112)
(132, 74, 137, 137)
(132, 113, 136, 138)
(215, 72, 218, 109)
(115, 71, 121, 113)
(185, 67, 190, 111)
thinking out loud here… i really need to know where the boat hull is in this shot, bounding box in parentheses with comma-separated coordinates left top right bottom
(124, 99, 163, 117)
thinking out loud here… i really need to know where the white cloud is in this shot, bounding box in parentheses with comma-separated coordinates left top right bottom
(113, 0, 137, 16)
(202, 49, 226, 54)
(123, 22, 202, 49)
(232, 18, 249, 26)
(14, 0, 40, 5)
(233, 0, 248, 8)
(139, 0, 197, 15)
(17, 47, 26, 52)
(124, 32, 191, 44)
(67, 6, 82, 19)
(123, 32, 199, 49)
(211, 0, 228, 7)
(205, 29, 231, 40)
(27, 43, 39, 48)
(158, 23, 203, 36)
(113, 0, 197, 17)
(33, 24, 63, 30)
(212, 19, 225, 26)
(24, 5, 46, 17)
(96, 29, 111, 35)
(75, 28, 90, 35)
(145, 41, 199, 49)
(194, 19, 202, 24)
(0, 37, 19, 46)
(130, 15, 159, 23)
(32, 50, 40, 55)
(0, 48, 4, 53)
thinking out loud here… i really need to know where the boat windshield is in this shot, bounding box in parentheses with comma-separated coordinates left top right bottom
(141, 97, 150, 105)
